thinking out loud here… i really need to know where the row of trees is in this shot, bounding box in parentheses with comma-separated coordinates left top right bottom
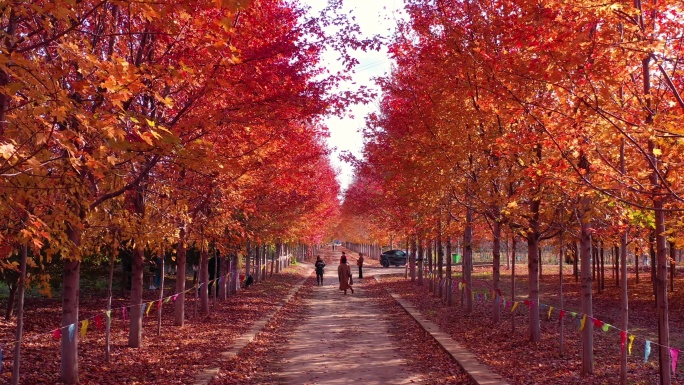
(0, 0, 369, 383)
(340, 0, 684, 384)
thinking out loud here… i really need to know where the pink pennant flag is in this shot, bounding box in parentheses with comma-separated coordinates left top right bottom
(172, 294, 179, 301)
(671, 349, 679, 374)
(157, 299, 162, 310)
(52, 329, 61, 340)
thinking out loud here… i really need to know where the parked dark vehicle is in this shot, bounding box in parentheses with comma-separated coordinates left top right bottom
(380, 249, 407, 267)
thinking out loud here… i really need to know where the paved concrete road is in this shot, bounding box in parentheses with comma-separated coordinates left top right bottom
(276, 257, 421, 384)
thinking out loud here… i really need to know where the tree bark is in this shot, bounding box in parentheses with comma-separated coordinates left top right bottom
(60, 226, 81, 383)
(11, 243, 28, 385)
(417, 237, 424, 285)
(463, 206, 473, 313)
(492, 219, 501, 323)
(200, 244, 209, 314)
(128, 244, 144, 348)
(527, 198, 541, 343)
(174, 225, 187, 326)
(105, 250, 115, 362)
(579, 196, 594, 375)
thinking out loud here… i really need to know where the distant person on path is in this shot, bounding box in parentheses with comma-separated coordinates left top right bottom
(340, 251, 346, 263)
(338, 256, 354, 294)
(315, 255, 326, 285)
(357, 253, 364, 279)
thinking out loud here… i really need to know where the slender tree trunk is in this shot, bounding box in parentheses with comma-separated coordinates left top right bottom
(636, 246, 640, 284)
(219, 254, 228, 300)
(527, 198, 541, 343)
(174, 225, 187, 326)
(11, 244, 28, 385)
(128, 244, 144, 348)
(438, 223, 444, 299)
(511, 235, 517, 333)
(579, 196, 594, 375)
(128, 186, 146, 348)
(559, 236, 564, 357)
(200, 244, 209, 314)
(620, 229, 629, 385)
(427, 240, 433, 292)
(670, 241, 675, 293)
(157, 255, 164, 336)
(417, 237, 424, 285)
(600, 242, 605, 292)
(464, 207, 473, 313)
(492, 219, 501, 323)
(446, 236, 452, 306)
(105, 250, 115, 362)
(410, 236, 417, 282)
(61, 225, 81, 383)
(653, 195, 670, 384)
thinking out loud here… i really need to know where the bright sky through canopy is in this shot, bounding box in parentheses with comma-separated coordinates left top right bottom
(302, 0, 405, 193)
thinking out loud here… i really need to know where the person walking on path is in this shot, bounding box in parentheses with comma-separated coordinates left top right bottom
(357, 253, 364, 279)
(338, 255, 354, 294)
(315, 255, 326, 285)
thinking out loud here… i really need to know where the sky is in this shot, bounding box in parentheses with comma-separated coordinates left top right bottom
(302, 0, 406, 193)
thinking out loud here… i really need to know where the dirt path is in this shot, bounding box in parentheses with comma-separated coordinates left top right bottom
(276, 253, 421, 384)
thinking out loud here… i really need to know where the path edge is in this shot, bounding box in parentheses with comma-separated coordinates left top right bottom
(192, 267, 313, 385)
(375, 276, 510, 385)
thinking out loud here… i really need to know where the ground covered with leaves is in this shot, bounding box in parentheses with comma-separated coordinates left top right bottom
(380, 266, 684, 385)
(0, 265, 310, 384)
(210, 274, 471, 385)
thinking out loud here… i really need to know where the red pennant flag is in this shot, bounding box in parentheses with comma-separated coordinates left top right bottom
(620, 331, 627, 351)
(593, 319, 603, 328)
(53, 329, 61, 339)
(559, 310, 566, 321)
(94, 314, 104, 331)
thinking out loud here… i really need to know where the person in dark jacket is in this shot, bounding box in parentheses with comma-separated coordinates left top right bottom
(315, 255, 326, 285)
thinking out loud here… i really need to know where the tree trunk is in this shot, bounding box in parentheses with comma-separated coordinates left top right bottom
(636, 246, 640, 284)
(438, 223, 444, 299)
(427, 240, 433, 292)
(492, 219, 501, 323)
(559, 235, 564, 357)
(174, 225, 187, 326)
(579, 196, 594, 375)
(105, 250, 115, 362)
(410, 237, 417, 282)
(527, 198, 541, 343)
(417, 238, 424, 285)
(200, 245, 209, 314)
(463, 207, 473, 313)
(157, 255, 165, 336)
(654, 199, 671, 385)
(511, 235, 517, 333)
(11, 243, 28, 385)
(600, 242, 605, 292)
(219, 255, 228, 300)
(446, 236, 452, 306)
(60, 225, 81, 383)
(620, 230, 629, 385)
(670, 241, 675, 293)
(128, 244, 144, 348)
(128, 186, 146, 348)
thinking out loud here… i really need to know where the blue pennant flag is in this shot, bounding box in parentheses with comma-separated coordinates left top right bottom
(645, 340, 652, 363)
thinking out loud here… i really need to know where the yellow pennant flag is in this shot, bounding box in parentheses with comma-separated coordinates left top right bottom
(511, 302, 519, 312)
(105, 310, 111, 320)
(164, 296, 171, 304)
(145, 302, 153, 316)
(579, 315, 587, 331)
(548, 306, 554, 320)
(628, 335, 635, 355)
(80, 320, 89, 338)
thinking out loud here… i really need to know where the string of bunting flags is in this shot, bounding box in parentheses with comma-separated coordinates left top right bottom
(0, 273, 233, 373)
(449, 279, 681, 373)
